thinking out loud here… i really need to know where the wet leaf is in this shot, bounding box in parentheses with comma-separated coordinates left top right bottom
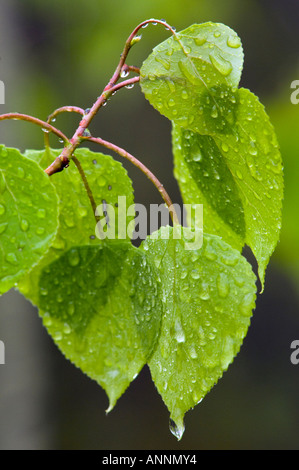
(38, 242, 162, 410)
(18, 147, 135, 304)
(173, 89, 284, 288)
(140, 22, 243, 134)
(141, 226, 256, 439)
(0, 145, 59, 294)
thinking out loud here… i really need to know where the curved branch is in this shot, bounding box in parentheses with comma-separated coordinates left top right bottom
(0, 113, 68, 143)
(44, 106, 85, 148)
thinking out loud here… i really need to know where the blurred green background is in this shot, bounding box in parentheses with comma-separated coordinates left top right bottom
(0, 0, 299, 450)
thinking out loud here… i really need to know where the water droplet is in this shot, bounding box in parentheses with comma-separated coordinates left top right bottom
(236, 170, 243, 180)
(43, 313, 52, 327)
(221, 142, 229, 153)
(214, 31, 221, 38)
(191, 270, 200, 280)
(174, 319, 185, 343)
(227, 35, 241, 49)
(68, 248, 80, 267)
(181, 90, 189, 100)
(192, 392, 203, 405)
(125, 83, 134, 89)
(0, 223, 8, 234)
(249, 144, 258, 156)
(168, 98, 176, 107)
(155, 56, 171, 70)
(221, 252, 239, 267)
(169, 418, 185, 440)
(53, 331, 63, 341)
(204, 245, 217, 261)
(17, 167, 25, 179)
(189, 346, 198, 359)
(37, 208, 46, 219)
(5, 252, 18, 265)
(78, 206, 88, 218)
(64, 215, 75, 228)
(239, 292, 255, 316)
(36, 227, 45, 236)
(0, 204, 6, 216)
(178, 60, 201, 86)
(40, 287, 48, 296)
(67, 302, 75, 316)
(194, 37, 206, 46)
(20, 219, 29, 232)
(167, 79, 176, 93)
(63, 323, 72, 335)
(209, 51, 232, 76)
(180, 270, 187, 280)
(211, 106, 218, 119)
(199, 283, 210, 300)
(192, 150, 202, 162)
(121, 70, 129, 78)
(217, 273, 230, 298)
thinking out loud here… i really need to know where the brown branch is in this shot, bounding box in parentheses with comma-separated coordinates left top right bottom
(0, 113, 68, 143)
(72, 156, 100, 223)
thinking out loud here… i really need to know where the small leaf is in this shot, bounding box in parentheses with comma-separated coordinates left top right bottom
(38, 242, 162, 410)
(140, 22, 243, 134)
(173, 88, 284, 288)
(141, 226, 256, 439)
(18, 147, 135, 305)
(0, 145, 59, 294)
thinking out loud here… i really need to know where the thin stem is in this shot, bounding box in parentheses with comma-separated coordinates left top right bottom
(72, 156, 100, 223)
(107, 76, 140, 94)
(47, 106, 85, 122)
(43, 18, 176, 173)
(84, 136, 179, 225)
(0, 113, 69, 143)
(44, 106, 85, 148)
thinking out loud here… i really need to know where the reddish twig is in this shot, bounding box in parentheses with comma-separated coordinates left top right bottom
(0, 112, 68, 143)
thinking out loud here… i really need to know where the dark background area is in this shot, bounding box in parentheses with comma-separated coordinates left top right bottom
(0, 0, 299, 450)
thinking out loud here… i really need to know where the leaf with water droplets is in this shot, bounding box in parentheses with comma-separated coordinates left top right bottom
(0, 145, 59, 294)
(18, 147, 135, 305)
(140, 22, 243, 134)
(38, 242, 162, 410)
(173, 88, 284, 288)
(141, 226, 256, 439)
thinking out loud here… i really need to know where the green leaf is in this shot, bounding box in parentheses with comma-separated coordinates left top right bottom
(38, 242, 162, 411)
(0, 145, 59, 294)
(141, 226, 256, 440)
(18, 147, 135, 305)
(140, 22, 243, 134)
(173, 88, 284, 288)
